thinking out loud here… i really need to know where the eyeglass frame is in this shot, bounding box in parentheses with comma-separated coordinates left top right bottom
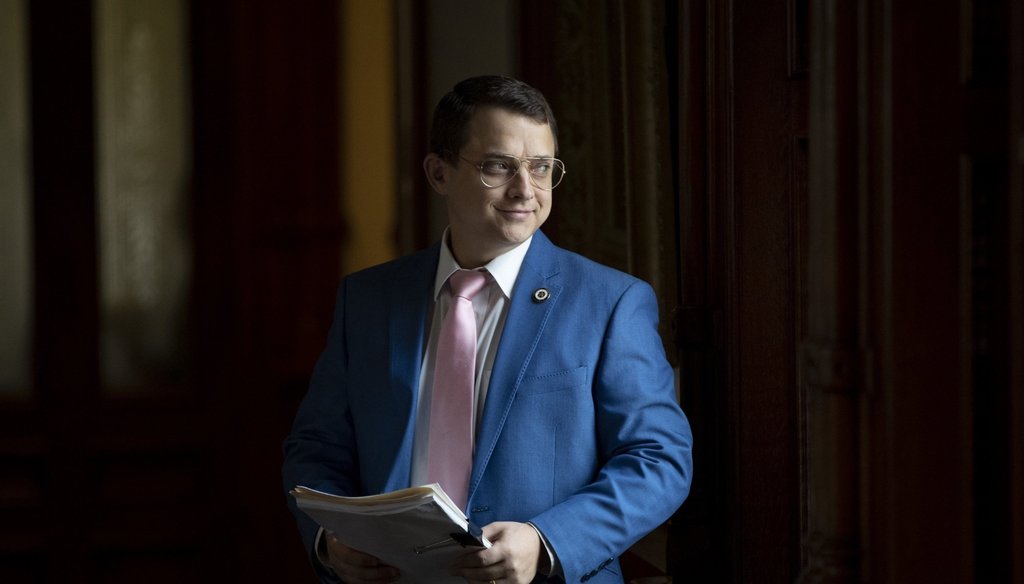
(448, 151, 567, 191)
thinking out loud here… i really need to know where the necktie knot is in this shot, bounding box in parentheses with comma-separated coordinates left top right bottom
(449, 270, 488, 301)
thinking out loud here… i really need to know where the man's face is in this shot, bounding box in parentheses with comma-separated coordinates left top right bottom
(426, 107, 555, 268)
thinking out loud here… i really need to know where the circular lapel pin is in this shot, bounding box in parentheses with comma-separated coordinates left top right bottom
(532, 288, 550, 303)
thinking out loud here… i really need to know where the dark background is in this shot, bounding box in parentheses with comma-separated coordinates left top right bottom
(2, 1, 1022, 583)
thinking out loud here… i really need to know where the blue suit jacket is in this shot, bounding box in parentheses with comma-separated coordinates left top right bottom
(283, 231, 693, 583)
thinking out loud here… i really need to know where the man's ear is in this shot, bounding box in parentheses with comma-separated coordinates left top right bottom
(423, 153, 450, 195)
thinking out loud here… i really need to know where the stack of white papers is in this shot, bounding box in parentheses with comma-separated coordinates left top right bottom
(292, 484, 491, 583)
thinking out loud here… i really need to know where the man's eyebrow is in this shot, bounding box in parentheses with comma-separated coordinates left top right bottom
(482, 151, 554, 159)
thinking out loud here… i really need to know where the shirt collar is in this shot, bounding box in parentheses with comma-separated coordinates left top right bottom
(433, 227, 534, 300)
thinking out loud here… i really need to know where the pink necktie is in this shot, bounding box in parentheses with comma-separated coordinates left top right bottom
(427, 269, 488, 510)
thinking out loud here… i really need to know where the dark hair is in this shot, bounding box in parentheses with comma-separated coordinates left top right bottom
(429, 75, 558, 163)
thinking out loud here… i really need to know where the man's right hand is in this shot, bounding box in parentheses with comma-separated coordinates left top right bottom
(324, 532, 401, 583)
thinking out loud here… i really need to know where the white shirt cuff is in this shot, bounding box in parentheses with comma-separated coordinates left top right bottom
(314, 527, 335, 573)
(526, 521, 561, 577)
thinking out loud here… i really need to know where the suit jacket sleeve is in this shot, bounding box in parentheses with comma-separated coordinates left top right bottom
(282, 280, 358, 583)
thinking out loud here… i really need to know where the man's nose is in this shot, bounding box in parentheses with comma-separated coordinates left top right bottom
(506, 168, 534, 198)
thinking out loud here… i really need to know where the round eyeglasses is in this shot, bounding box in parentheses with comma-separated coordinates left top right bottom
(456, 153, 567, 190)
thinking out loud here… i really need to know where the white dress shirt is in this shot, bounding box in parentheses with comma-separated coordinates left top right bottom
(410, 230, 532, 487)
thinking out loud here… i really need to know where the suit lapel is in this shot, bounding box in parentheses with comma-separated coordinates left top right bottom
(469, 232, 562, 500)
(381, 244, 439, 492)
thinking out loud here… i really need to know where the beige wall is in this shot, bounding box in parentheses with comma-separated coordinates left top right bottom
(339, 0, 398, 274)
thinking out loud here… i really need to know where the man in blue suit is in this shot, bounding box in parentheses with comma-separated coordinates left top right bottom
(283, 76, 692, 584)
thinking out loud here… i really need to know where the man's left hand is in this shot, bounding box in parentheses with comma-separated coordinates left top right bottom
(450, 521, 542, 584)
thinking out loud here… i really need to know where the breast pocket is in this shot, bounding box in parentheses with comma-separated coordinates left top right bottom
(516, 365, 588, 396)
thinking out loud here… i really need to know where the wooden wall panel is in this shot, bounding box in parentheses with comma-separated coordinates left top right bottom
(805, 0, 1021, 582)
(801, 0, 865, 580)
(668, 0, 721, 578)
(732, 0, 806, 578)
(191, 2, 342, 581)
